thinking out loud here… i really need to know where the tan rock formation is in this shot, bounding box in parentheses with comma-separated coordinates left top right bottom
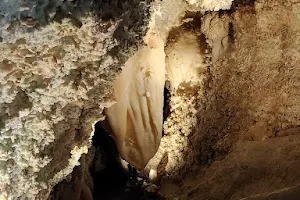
(3, 0, 300, 199)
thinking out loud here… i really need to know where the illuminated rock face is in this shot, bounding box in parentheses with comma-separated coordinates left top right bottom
(0, 0, 236, 198)
(185, 0, 234, 10)
(165, 28, 208, 91)
(104, 40, 165, 170)
(8, 0, 297, 199)
(143, 1, 300, 200)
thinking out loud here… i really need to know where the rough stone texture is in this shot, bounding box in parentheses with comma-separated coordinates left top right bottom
(49, 153, 94, 200)
(0, 0, 152, 199)
(186, 0, 234, 10)
(241, 183, 300, 200)
(149, 0, 300, 199)
(3, 0, 300, 200)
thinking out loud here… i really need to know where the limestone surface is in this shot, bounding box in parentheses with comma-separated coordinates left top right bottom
(0, 0, 152, 199)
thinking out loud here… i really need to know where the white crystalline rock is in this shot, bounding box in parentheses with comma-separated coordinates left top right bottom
(105, 38, 166, 170)
(0, 14, 120, 200)
(49, 145, 89, 186)
(186, 0, 234, 11)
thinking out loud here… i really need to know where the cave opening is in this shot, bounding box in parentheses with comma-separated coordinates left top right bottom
(90, 121, 163, 200)
(90, 81, 172, 199)
(91, 121, 129, 199)
(50, 119, 165, 200)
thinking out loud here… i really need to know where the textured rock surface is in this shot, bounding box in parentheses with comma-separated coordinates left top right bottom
(146, 0, 300, 199)
(2, 0, 300, 200)
(0, 0, 152, 199)
(186, 0, 234, 10)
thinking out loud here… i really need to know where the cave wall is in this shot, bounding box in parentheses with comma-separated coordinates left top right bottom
(145, 0, 300, 199)
(0, 0, 152, 199)
(2, 0, 300, 199)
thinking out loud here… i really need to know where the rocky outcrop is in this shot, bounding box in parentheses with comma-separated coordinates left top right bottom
(2, 0, 300, 199)
(149, 1, 300, 199)
(0, 0, 152, 199)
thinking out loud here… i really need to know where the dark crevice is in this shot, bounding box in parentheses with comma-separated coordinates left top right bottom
(228, 0, 256, 14)
(91, 121, 129, 199)
(50, 121, 164, 199)
(91, 121, 164, 200)
(163, 85, 171, 137)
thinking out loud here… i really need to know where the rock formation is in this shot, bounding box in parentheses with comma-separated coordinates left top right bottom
(1, 0, 300, 199)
